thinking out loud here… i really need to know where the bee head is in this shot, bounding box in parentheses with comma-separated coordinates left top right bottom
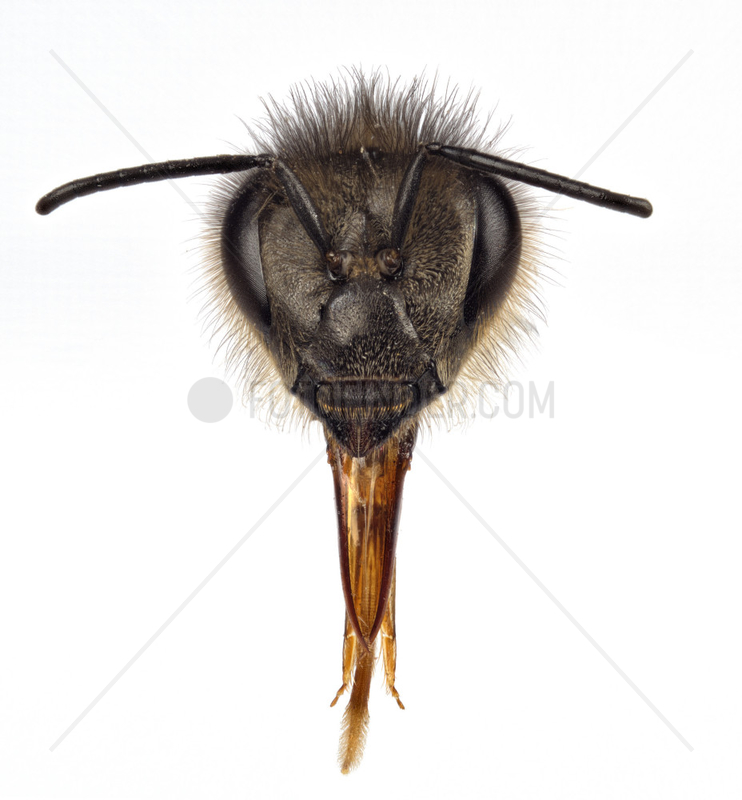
(219, 144, 522, 456)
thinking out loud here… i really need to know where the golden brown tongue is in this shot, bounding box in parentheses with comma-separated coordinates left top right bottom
(327, 426, 415, 772)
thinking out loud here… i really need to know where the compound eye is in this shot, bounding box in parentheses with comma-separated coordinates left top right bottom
(463, 174, 522, 327)
(377, 248, 403, 278)
(326, 250, 352, 281)
(221, 168, 273, 334)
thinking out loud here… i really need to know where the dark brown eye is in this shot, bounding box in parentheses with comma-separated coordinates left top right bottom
(326, 250, 351, 281)
(377, 248, 402, 277)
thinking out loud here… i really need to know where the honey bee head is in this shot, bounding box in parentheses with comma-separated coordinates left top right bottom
(207, 72, 532, 456)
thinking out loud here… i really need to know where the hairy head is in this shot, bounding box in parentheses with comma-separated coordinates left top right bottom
(202, 70, 543, 454)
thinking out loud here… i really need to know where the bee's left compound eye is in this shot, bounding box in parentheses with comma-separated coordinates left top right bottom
(463, 175, 523, 327)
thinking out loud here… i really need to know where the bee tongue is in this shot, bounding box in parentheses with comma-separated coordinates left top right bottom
(327, 425, 415, 772)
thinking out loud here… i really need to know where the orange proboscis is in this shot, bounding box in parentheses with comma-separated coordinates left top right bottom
(327, 427, 415, 773)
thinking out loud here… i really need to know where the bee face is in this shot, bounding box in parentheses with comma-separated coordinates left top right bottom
(219, 151, 522, 455)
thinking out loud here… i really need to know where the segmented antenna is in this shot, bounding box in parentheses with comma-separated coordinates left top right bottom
(426, 143, 653, 218)
(35, 155, 273, 215)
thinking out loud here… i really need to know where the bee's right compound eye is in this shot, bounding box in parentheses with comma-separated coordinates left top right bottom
(220, 168, 274, 334)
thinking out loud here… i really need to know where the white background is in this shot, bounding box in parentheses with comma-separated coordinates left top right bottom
(2, 1, 741, 798)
